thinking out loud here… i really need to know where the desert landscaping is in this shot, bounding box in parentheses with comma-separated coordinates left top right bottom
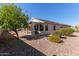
(19, 31, 79, 56)
(0, 30, 79, 56)
(0, 27, 79, 56)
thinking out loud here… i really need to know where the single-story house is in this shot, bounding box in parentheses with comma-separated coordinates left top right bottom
(28, 18, 71, 36)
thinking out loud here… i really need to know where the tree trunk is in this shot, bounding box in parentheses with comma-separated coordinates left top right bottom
(13, 29, 19, 39)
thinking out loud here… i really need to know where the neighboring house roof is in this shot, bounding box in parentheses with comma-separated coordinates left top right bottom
(29, 18, 71, 27)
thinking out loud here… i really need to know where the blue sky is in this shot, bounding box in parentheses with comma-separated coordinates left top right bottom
(14, 3, 79, 26)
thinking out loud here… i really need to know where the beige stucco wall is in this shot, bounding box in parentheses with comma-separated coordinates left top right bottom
(45, 24, 62, 34)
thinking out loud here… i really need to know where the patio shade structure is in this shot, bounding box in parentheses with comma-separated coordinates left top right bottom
(28, 18, 45, 30)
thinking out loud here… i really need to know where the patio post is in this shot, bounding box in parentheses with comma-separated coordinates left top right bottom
(43, 24, 45, 32)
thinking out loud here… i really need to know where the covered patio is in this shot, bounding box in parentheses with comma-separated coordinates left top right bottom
(29, 19, 49, 36)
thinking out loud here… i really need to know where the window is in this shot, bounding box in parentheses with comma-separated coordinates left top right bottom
(45, 25, 48, 31)
(53, 25, 56, 30)
(34, 25, 38, 30)
(40, 24, 43, 31)
(60, 26, 64, 28)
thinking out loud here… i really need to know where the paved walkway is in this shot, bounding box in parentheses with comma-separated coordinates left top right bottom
(20, 32, 79, 56)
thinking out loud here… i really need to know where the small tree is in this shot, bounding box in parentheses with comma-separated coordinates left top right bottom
(0, 4, 29, 39)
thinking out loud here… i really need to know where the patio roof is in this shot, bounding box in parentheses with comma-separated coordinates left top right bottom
(30, 18, 44, 23)
(29, 18, 71, 27)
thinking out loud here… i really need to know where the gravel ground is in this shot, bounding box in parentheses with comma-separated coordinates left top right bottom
(20, 31, 79, 56)
(1, 31, 79, 56)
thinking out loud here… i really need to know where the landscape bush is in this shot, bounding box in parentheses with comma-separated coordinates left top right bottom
(53, 27, 74, 37)
(62, 27, 74, 36)
(48, 35, 61, 43)
(48, 27, 74, 43)
(53, 29, 63, 37)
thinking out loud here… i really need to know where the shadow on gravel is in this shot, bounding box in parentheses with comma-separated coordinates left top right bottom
(21, 35, 35, 40)
(21, 34, 48, 40)
(61, 37, 67, 39)
(0, 30, 46, 56)
(60, 40, 64, 43)
(68, 35, 77, 37)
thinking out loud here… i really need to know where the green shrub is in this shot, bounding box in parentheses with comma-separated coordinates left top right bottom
(53, 27, 74, 37)
(62, 27, 74, 36)
(48, 27, 74, 43)
(53, 29, 63, 37)
(48, 35, 61, 43)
